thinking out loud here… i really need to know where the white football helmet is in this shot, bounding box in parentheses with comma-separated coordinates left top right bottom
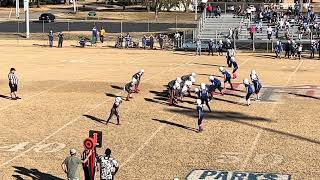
(196, 99, 202, 105)
(176, 77, 182, 83)
(209, 76, 214, 81)
(191, 72, 197, 77)
(251, 69, 256, 75)
(139, 69, 144, 74)
(243, 78, 249, 85)
(200, 83, 206, 89)
(115, 97, 122, 103)
(219, 66, 224, 72)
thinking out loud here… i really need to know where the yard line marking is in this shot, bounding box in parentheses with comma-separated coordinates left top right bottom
(120, 114, 178, 168)
(0, 55, 198, 168)
(240, 60, 304, 170)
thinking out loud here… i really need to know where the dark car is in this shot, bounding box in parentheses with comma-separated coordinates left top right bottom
(39, 13, 55, 22)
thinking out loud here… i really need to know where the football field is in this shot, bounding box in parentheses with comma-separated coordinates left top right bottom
(0, 41, 319, 179)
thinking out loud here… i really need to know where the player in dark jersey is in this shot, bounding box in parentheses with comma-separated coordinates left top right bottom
(219, 67, 234, 90)
(243, 78, 254, 106)
(106, 97, 122, 125)
(124, 78, 137, 101)
(199, 83, 212, 112)
(230, 57, 238, 79)
(208, 76, 224, 96)
(132, 69, 144, 93)
(168, 77, 182, 105)
(196, 99, 205, 132)
(250, 70, 262, 100)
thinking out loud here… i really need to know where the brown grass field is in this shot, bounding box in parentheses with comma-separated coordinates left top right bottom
(0, 40, 319, 180)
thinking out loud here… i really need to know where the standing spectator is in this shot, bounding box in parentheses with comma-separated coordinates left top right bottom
(298, 26, 303, 40)
(227, 28, 233, 39)
(217, 40, 223, 56)
(250, 25, 256, 40)
(158, 34, 164, 49)
(208, 39, 214, 56)
(174, 32, 180, 48)
(215, 5, 221, 18)
(58, 32, 64, 48)
(99, 27, 106, 43)
(141, 35, 147, 49)
(284, 41, 291, 59)
(81, 149, 91, 180)
(275, 25, 279, 39)
(234, 27, 239, 40)
(267, 25, 273, 40)
(125, 33, 131, 48)
(48, 30, 54, 47)
(196, 38, 201, 56)
(96, 148, 119, 180)
(149, 35, 154, 49)
(207, 3, 213, 17)
(310, 40, 316, 59)
(8, 68, 20, 100)
(61, 149, 92, 180)
(297, 43, 303, 60)
(275, 41, 282, 59)
(91, 26, 98, 46)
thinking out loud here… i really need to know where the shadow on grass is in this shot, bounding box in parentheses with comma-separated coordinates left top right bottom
(12, 166, 63, 180)
(152, 118, 198, 132)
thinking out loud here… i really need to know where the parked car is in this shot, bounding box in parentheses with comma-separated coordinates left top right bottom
(39, 13, 56, 23)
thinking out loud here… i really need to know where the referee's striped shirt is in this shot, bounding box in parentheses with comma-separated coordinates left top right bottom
(8, 72, 18, 85)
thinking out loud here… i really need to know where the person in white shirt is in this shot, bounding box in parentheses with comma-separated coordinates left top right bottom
(266, 25, 273, 40)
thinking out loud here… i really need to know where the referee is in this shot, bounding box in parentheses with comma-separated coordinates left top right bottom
(8, 68, 20, 100)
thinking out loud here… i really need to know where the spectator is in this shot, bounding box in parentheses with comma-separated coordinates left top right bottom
(275, 41, 282, 59)
(227, 28, 233, 39)
(61, 149, 92, 180)
(208, 39, 214, 56)
(207, 3, 213, 17)
(317, 40, 320, 59)
(142, 35, 147, 49)
(284, 41, 291, 59)
(48, 30, 54, 47)
(174, 32, 180, 48)
(250, 25, 256, 40)
(196, 38, 201, 56)
(217, 40, 223, 56)
(149, 35, 154, 49)
(297, 43, 303, 60)
(80, 37, 87, 48)
(125, 33, 131, 48)
(215, 6, 221, 18)
(81, 149, 91, 180)
(58, 32, 64, 48)
(158, 34, 164, 49)
(96, 148, 119, 180)
(8, 68, 20, 100)
(266, 25, 273, 40)
(298, 26, 303, 40)
(310, 40, 316, 59)
(234, 27, 239, 40)
(92, 26, 98, 46)
(99, 27, 106, 43)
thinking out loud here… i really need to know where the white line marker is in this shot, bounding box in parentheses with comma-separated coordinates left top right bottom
(120, 114, 177, 168)
(240, 60, 304, 169)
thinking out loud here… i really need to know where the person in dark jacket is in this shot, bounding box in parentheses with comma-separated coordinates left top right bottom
(208, 39, 214, 56)
(58, 32, 64, 48)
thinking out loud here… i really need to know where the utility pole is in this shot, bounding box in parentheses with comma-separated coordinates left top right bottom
(73, 0, 77, 13)
(24, 0, 29, 38)
(194, 0, 198, 21)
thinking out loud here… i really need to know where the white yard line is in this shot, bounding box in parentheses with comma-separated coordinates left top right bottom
(240, 60, 304, 170)
(0, 55, 198, 168)
(120, 114, 177, 168)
